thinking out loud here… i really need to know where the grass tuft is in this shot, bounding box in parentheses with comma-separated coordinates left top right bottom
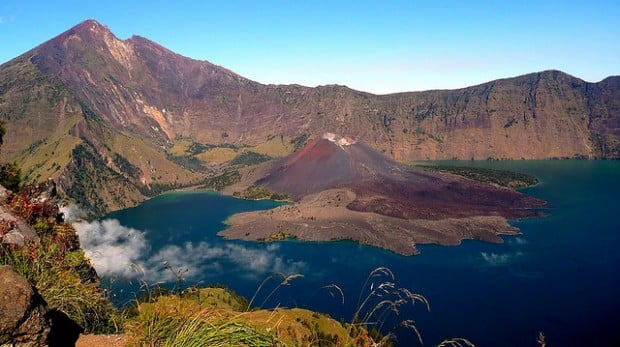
(0, 239, 122, 333)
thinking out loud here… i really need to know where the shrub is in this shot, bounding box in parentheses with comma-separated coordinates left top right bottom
(0, 162, 22, 192)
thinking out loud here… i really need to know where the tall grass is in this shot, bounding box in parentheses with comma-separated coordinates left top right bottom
(124, 266, 475, 346)
(0, 241, 122, 333)
(247, 272, 304, 311)
(124, 292, 282, 347)
(335, 267, 430, 345)
(164, 315, 278, 347)
(323, 267, 475, 347)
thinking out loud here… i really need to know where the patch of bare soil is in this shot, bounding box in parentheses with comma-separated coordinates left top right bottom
(76, 334, 126, 347)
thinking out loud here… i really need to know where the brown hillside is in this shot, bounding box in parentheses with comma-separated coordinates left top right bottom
(1, 19, 618, 214)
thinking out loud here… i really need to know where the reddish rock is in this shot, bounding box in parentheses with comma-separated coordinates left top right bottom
(0, 265, 50, 347)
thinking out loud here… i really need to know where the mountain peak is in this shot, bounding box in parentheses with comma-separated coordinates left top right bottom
(322, 133, 357, 146)
(50, 19, 114, 45)
(70, 19, 110, 35)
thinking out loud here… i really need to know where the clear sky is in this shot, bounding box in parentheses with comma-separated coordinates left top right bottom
(1, 0, 618, 94)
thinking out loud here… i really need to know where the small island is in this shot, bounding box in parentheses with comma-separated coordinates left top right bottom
(220, 134, 546, 255)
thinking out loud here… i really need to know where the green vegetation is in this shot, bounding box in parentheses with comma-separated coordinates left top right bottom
(202, 170, 241, 190)
(0, 240, 122, 333)
(251, 137, 294, 157)
(187, 141, 215, 155)
(0, 202, 122, 335)
(195, 147, 238, 164)
(291, 133, 310, 151)
(64, 143, 113, 215)
(124, 288, 280, 347)
(418, 164, 538, 189)
(230, 151, 271, 167)
(0, 121, 5, 145)
(0, 122, 22, 192)
(233, 185, 290, 201)
(260, 231, 296, 241)
(113, 153, 142, 178)
(167, 154, 205, 171)
(0, 162, 21, 192)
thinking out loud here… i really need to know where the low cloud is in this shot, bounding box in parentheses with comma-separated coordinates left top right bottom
(75, 219, 306, 283)
(480, 251, 524, 266)
(509, 237, 528, 245)
(74, 219, 149, 277)
(143, 241, 307, 283)
(60, 204, 88, 223)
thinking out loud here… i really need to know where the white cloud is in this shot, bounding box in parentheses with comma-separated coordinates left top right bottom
(74, 219, 307, 283)
(60, 204, 88, 223)
(480, 251, 524, 266)
(143, 242, 307, 283)
(75, 219, 149, 277)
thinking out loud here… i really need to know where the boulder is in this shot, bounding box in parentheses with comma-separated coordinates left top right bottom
(0, 203, 39, 249)
(0, 265, 50, 347)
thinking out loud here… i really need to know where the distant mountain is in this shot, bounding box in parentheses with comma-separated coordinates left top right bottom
(0, 19, 618, 214)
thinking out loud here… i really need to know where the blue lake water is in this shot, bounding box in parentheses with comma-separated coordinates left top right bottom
(96, 161, 620, 346)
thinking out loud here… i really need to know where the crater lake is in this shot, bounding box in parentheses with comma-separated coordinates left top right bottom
(80, 160, 620, 347)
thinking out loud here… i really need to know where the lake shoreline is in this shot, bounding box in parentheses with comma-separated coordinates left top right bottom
(220, 188, 524, 256)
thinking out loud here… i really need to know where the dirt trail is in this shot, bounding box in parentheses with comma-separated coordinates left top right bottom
(76, 334, 126, 347)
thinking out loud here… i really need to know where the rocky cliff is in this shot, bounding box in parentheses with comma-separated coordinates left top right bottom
(1, 19, 618, 214)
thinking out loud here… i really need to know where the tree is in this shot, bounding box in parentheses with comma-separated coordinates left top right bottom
(0, 121, 5, 146)
(0, 121, 22, 192)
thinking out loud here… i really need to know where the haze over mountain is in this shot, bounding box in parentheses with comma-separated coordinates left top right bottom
(0, 20, 618, 214)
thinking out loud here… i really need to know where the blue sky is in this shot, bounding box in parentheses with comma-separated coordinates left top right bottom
(1, 0, 618, 94)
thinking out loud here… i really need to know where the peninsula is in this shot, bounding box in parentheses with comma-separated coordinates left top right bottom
(220, 133, 546, 255)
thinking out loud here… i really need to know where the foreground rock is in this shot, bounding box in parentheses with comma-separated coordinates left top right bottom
(0, 186, 40, 248)
(0, 265, 50, 347)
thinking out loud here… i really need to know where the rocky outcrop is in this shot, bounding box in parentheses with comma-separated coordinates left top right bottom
(0, 265, 50, 347)
(0, 186, 39, 248)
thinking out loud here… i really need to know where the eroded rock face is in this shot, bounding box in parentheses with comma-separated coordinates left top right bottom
(0, 265, 50, 347)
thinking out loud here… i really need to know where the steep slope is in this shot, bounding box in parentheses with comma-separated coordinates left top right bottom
(0, 19, 618, 214)
(256, 133, 400, 197)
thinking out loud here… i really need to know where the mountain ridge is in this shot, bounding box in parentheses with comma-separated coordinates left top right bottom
(1, 19, 618, 214)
